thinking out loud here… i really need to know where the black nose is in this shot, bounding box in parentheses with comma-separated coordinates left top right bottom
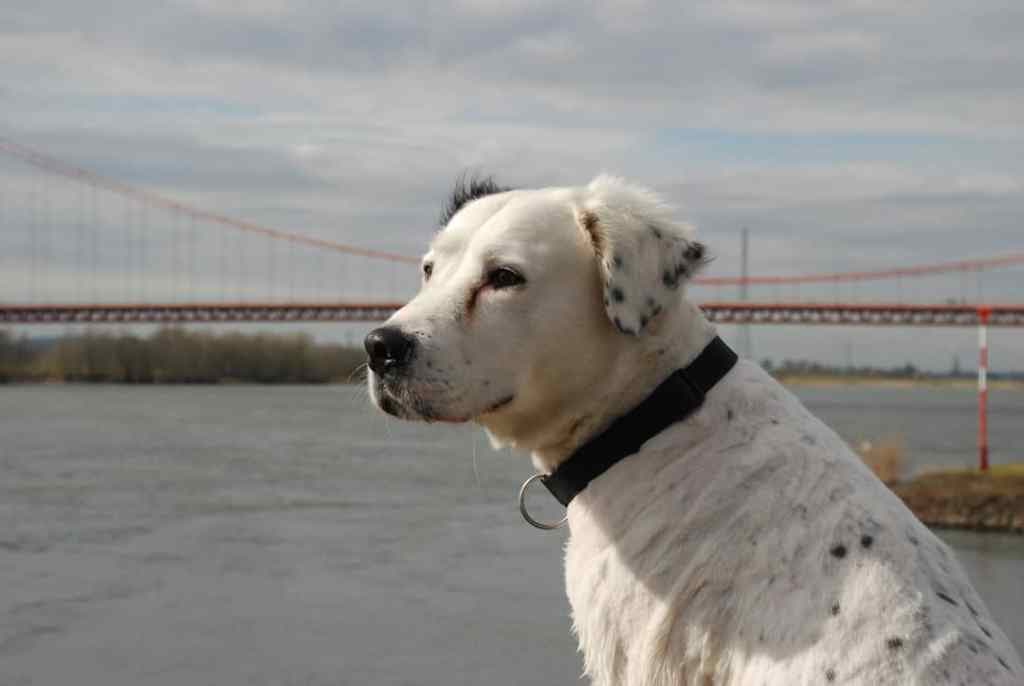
(364, 327, 416, 374)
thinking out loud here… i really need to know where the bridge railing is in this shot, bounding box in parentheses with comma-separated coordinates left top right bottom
(3, 301, 1023, 327)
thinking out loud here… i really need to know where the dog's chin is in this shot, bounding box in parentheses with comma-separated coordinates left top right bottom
(371, 377, 514, 425)
(374, 392, 413, 420)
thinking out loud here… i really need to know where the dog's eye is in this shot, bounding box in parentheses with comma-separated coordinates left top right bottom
(422, 263, 433, 281)
(487, 267, 525, 290)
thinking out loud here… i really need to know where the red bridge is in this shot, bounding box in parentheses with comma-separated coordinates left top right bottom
(2, 136, 1023, 329)
(3, 138, 1021, 471)
(4, 301, 1024, 327)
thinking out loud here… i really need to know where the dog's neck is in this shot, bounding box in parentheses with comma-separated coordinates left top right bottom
(527, 300, 717, 474)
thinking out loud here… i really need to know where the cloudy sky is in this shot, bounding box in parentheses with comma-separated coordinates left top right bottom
(2, 0, 1023, 370)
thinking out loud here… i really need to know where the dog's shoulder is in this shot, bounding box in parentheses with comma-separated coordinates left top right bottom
(566, 361, 1022, 685)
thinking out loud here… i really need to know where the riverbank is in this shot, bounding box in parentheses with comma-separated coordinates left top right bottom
(780, 374, 1024, 391)
(889, 464, 1024, 533)
(0, 329, 365, 384)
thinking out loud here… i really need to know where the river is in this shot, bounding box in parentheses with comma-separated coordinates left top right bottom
(1, 384, 1021, 685)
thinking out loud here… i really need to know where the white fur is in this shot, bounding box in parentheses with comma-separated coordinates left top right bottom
(368, 176, 1023, 685)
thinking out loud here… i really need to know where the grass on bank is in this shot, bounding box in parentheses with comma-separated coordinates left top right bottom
(855, 434, 1024, 496)
(897, 463, 1024, 498)
(855, 436, 907, 484)
(780, 374, 1024, 391)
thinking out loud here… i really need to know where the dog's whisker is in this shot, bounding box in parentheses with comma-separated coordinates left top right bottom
(471, 429, 482, 490)
(347, 362, 369, 385)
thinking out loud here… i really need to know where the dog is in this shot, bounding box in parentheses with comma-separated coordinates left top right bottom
(365, 175, 1022, 685)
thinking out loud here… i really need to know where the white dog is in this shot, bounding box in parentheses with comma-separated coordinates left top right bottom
(365, 176, 1022, 685)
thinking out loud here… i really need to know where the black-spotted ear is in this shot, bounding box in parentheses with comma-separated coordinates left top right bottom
(576, 178, 708, 335)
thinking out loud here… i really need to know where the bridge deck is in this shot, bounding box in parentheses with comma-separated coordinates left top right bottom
(3, 302, 1023, 326)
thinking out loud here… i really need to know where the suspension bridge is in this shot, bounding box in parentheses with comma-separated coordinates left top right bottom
(2, 136, 1023, 328)
(4, 136, 1022, 469)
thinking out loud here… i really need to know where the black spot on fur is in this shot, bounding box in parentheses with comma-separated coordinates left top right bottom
(830, 602, 840, 616)
(887, 637, 904, 650)
(662, 270, 677, 288)
(611, 287, 624, 303)
(727, 408, 735, 421)
(579, 211, 599, 237)
(685, 241, 706, 262)
(825, 668, 836, 682)
(649, 225, 662, 239)
(640, 316, 648, 329)
(800, 434, 817, 445)
(770, 418, 780, 425)
(613, 254, 624, 269)
(439, 175, 510, 227)
(861, 534, 874, 549)
(830, 544, 847, 559)
(646, 296, 656, 307)
(936, 591, 958, 606)
(908, 533, 919, 546)
(997, 656, 1011, 671)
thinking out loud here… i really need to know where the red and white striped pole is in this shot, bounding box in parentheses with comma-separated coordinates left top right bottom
(977, 306, 990, 472)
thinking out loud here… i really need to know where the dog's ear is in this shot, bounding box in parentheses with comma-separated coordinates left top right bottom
(576, 175, 708, 336)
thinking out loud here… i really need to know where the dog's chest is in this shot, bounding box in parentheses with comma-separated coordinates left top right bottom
(560, 426, 785, 685)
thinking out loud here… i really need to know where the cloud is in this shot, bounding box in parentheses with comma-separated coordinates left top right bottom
(2, 0, 1023, 367)
(6, 0, 1024, 135)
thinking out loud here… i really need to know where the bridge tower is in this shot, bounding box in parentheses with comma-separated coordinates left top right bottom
(737, 227, 754, 359)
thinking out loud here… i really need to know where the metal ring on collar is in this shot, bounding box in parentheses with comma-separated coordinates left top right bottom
(518, 473, 568, 530)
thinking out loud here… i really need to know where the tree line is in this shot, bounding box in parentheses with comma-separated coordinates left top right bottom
(762, 357, 1023, 381)
(0, 328, 368, 384)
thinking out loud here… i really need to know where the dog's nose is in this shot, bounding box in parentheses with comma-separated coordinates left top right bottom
(364, 326, 416, 374)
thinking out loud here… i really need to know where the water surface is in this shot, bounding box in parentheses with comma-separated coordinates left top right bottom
(1, 384, 1021, 685)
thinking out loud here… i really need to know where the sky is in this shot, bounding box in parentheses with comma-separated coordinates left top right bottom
(2, 0, 1023, 370)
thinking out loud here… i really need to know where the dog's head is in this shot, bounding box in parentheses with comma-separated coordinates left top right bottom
(366, 175, 707, 447)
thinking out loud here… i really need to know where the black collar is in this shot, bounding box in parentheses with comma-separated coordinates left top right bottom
(540, 336, 738, 507)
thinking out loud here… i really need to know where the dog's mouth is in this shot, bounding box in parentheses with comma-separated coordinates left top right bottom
(483, 394, 514, 414)
(373, 376, 513, 424)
